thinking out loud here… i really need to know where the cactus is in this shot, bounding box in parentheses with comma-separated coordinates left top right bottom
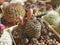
(18, 16, 41, 39)
(3, 3, 25, 25)
(18, 8, 41, 39)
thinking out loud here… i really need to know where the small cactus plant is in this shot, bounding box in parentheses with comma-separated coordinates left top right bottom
(3, 3, 25, 25)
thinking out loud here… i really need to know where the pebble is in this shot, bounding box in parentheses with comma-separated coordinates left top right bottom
(30, 38, 39, 44)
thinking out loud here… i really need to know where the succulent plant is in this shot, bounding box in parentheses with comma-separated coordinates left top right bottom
(18, 8, 41, 39)
(43, 10, 60, 34)
(43, 10, 59, 25)
(3, 3, 25, 25)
